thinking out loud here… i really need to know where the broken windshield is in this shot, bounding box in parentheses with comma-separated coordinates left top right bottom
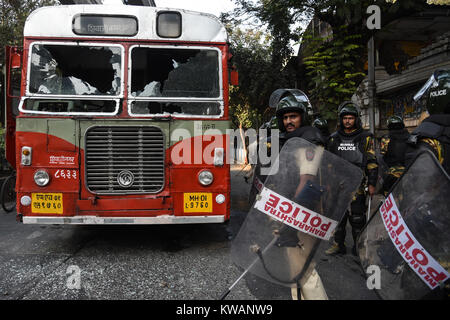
(28, 43, 122, 96)
(130, 101, 222, 116)
(21, 99, 118, 114)
(130, 47, 220, 98)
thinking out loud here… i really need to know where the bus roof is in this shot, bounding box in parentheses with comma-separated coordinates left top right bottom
(24, 4, 228, 43)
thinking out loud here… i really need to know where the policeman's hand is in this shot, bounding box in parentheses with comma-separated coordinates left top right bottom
(368, 185, 376, 196)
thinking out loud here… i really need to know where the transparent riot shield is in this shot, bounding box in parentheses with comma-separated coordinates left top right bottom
(231, 137, 364, 288)
(358, 150, 450, 300)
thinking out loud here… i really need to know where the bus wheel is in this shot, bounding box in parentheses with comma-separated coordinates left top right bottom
(1, 172, 16, 213)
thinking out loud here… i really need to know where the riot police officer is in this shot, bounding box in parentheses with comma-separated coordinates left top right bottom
(358, 70, 450, 300)
(325, 101, 378, 255)
(248, 90, 324, 204)
(380, 115, 410, 196)
(407, 68, 450, 175)
(275, 90, 328, 300)
(408, 68, 450, 299)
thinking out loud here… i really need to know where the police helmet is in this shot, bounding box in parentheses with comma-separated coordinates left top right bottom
(427, 69, 450, 115)
(275, 95, 308, 117)
(337, 101, 362, 128)
(272, 89, 312, 131)
(338, 101, 360, 118)
(312, 118, 328, 130)
(387, 115, 405, 129)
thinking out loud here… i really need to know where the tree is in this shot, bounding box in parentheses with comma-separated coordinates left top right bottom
(221, 16, 297, 118)
(0, 0, 58, 62)
(230, 0, 430, 121)
(222, 6, 304, 163)
(232, 0, 428, 46)
(302, 26, 366, 121)
(223, 26, 270, 164)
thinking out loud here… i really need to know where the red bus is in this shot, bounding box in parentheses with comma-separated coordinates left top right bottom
(4, 3, 236, 224)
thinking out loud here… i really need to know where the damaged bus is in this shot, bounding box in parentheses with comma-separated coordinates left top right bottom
(4, 3, 236, 224)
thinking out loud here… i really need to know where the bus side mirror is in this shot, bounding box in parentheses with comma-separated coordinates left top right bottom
(11, 52, 22, 69)
(230, 68, 239, 86)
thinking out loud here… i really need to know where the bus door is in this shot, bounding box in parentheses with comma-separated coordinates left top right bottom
(4, 46, 22, 169)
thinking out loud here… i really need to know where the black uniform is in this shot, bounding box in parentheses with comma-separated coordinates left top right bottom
(406, 114, 450, 175)
(282, 126, 325, 147)
(380, 127, 410, 195)
(327, 126, 378, 251)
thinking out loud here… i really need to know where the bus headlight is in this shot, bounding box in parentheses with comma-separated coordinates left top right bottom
(198, 170, 213, 186)
(34, 170, 50, 186)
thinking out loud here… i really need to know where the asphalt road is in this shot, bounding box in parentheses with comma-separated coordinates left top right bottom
(0, 165, 380, 300)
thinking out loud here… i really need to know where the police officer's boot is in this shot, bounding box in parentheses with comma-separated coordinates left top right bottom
(325, 241, 346, 255)
(350, 213, 366, 257)
(325, 213, 347, 255)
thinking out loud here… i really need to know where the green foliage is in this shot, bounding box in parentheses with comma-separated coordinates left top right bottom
(230, 0, 430, 122)
(0, 126, 4, 151)
(225, 26, 272, 129)
(222, 21, 296, 129)
(0, 0, 58, 61)
(303, 26, 366, 120)
(221, 7, 299, 130)
(230, 100, 262, 130)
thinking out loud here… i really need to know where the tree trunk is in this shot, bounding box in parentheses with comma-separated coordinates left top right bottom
(239, 123, 248, 165)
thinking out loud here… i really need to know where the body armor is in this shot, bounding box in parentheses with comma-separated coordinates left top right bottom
(409, 115, 450, 174)
(328, 129, 370, 169)
(383, 128, 410, 168)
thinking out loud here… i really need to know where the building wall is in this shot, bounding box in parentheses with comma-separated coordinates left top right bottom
(361, 31, 450, 135)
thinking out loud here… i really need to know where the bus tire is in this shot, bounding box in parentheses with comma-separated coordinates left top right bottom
(1, 173, 16, 213)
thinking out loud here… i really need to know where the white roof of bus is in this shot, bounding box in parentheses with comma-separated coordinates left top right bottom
(24, 4, 228, 43)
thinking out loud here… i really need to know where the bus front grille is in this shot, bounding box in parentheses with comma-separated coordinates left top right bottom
(85, 126, 165, 194)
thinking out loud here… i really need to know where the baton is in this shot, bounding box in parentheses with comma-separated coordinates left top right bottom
(219, 236, 279, 300)
(367, 196, 371, 222)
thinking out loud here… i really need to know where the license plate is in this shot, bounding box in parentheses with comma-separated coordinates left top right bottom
(31, 193, 63, 214)
(183, 193, 212, 213)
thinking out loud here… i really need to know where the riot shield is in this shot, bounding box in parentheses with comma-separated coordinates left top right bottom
(358, 150, 450, 300)
(232, 137, 364, 288)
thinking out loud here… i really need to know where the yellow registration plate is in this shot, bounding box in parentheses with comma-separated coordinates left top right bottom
(31, 193, 63, 214)
(183, 193, 212, 213)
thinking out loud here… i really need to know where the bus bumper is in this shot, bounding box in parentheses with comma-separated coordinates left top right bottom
(22, 215, 226, 225)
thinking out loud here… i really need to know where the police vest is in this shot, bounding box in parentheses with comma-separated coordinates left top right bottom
(328, 129, 370, 169)
(384, 129, 410, 168)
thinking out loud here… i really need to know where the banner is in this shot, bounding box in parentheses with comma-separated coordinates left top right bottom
(380, 194, 449, 289)
(254, 187, 338, 241)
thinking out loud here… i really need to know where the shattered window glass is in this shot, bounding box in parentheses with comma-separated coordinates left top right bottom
(131, 48, 220, 98)
(22, 99, 117, 114)
(29, 44, 122, 96)
(130, 101, 222, 116)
